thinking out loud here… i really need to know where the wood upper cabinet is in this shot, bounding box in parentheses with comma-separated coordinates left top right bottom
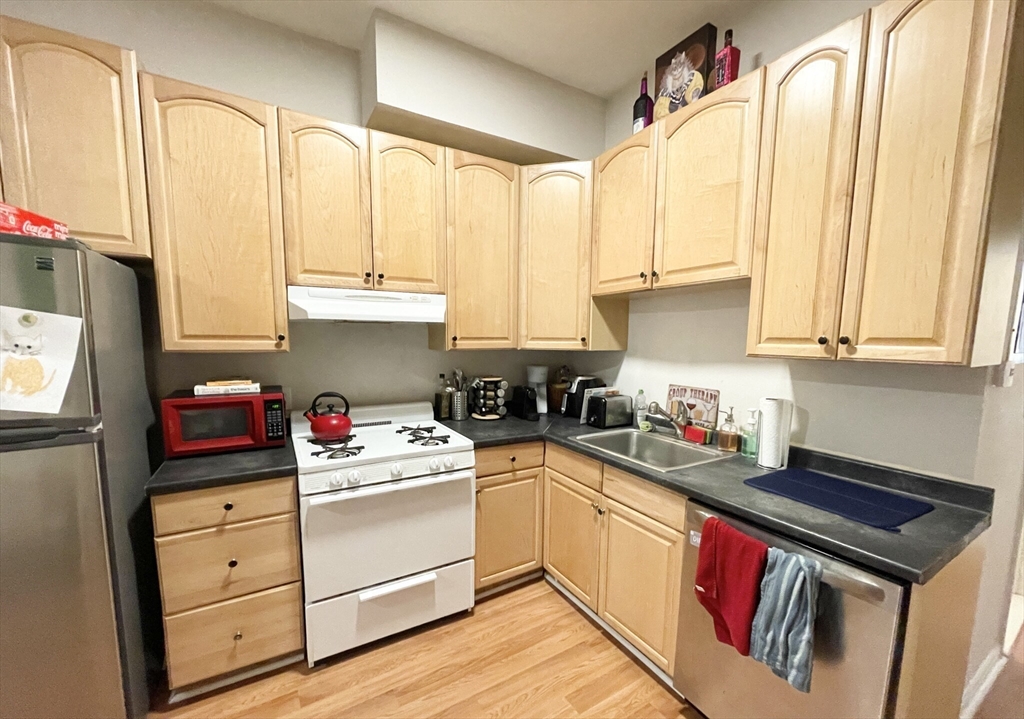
(654, 68, 764, 288)
(544, 467, 602, 610)
(445, 149, 518, 349)
(519, 162, 592, 350)
(475, 468, 543, 590)
(0, 15, 149, 257)
(591, 125, 658, 295)
(279, 109, 372, 289)
(141, 74, 289, 352)
(747, 17, 868, 359)
(598, 497, 684, 674)
(839, 0, 1014, 363)
(369, 131, 446, 293)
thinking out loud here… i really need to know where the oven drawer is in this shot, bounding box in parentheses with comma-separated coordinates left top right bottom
(164, 582, 303, 689)
(156, 513, 300, 614)
(300, 470, 475, 603)
(475, 442, 545, 477)
(151, 477, 296, 536)
(306, 560, 474, 664)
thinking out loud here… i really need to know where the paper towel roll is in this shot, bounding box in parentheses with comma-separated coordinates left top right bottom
(756, 398, 794, 469)
(526, 365, 549, 414)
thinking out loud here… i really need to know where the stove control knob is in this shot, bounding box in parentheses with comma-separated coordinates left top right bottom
(347, 470, 362, 485)
(443, 455, 455, 470)
(428, 458, 441, 472)
(391, 463, 404, 478)
(330, 471, 344, 487)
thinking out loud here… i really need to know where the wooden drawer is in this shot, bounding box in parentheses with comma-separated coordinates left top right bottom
(475, 442, 544, 477)
(602, 465, 687, 533)
(164, 582, 303, 689)
(545, 442, 602, 491)
(156, 513, 300, 615)
(151, 477, 296, 536)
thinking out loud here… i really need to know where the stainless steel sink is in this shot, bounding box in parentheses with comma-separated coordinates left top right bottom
(574, 429, 731, 472)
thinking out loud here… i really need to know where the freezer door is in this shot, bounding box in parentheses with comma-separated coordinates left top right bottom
(673, 502, 905, 719)
(0, 433, 126, 719)
(0, 235, 98, 427)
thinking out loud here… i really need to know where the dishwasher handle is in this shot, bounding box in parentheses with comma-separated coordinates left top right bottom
(692, 509, 889, 605)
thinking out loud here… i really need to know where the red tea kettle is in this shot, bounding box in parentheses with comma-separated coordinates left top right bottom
(304, 392, 352, 440)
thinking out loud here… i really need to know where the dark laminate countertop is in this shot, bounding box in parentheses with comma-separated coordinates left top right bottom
(443, 414, 992, 585)
(146, 439, 298, 495)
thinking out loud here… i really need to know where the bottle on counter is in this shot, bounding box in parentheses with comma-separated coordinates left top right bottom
(741, 408, 759, 457)
(634, 389, 648, 427)
(434, 373, 451, 420)
(632, 73, 654, 134)
(714, 29, 741, 90)
(717, 406, 741, 452)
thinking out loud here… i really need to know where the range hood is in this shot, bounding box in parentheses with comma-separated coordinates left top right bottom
(287, 286, 446, 323)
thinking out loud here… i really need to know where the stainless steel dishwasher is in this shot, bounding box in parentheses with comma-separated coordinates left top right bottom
(673, 502, 906, 719)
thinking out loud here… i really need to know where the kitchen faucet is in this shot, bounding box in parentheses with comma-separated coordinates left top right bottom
(647, 401, 688, 440)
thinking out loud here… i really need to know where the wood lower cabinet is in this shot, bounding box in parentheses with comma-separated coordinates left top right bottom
(0, 15, 150, 257)
(598, 497, 684, 674)
(369, 131, 446, 293)
(839, 0, 1014, 363)
(747, 16, 867, 359)
(279, 109, 372, 289)
(475, 468, 543, 589)
(543, 467, 603, 610)
(654, 68, 764, 288)
(141, 73, 289, 352)
(443, 149, 518, 349)
(152, 477, 302, 691)
(591, 125, 658, 295)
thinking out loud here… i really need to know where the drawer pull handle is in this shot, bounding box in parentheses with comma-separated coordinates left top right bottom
(358, 572, 437, 602)
(509, 456, 516, 462)
(228, 559, 238, 568)
(224, 502, 233, 511)
(234, 631, 242, 641)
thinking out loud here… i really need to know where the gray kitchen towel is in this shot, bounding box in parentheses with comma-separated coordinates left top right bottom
(749, 547, 823, 693)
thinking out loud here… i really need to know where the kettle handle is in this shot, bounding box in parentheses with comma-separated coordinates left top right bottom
(309, 392, 350, 417)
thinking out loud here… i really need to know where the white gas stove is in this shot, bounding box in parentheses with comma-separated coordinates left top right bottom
(292, 401, 476, 666)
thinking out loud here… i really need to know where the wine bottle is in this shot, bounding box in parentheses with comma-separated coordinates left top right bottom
(632, 72, 654, 134)
(714, 29, 741, 89)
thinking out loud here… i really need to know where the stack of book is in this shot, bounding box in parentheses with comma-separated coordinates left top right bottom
(193, 379, 261, 396)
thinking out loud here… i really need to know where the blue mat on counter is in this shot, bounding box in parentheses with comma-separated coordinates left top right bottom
(744, 468, 934, 532)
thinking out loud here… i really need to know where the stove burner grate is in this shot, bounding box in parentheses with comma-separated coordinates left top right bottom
(397, 424, 451, 446)
(308, 435, 364, 459)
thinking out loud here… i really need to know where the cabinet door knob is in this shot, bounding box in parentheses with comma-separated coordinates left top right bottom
(591, 502, 600, 510)
(277, 334, 285, 342)
(509, 456, 516, 462)
(228, 558, 238, 568)
(580, 337, 587, 343)
(652, 270, 659, 280)
(817, 336, 828, 345)
(364, 272, 372, 279)
(377, 273, 384, 279)
(639, 271, 647, 280)
(234, 631, 243, 641)
(224, 502, 233, 511)
(597, 507, 606, 516)
(451, 336, 458, 343)
(839, 336, 851, 345)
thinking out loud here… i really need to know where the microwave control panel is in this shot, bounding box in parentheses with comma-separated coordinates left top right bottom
(264, 398, 286, 440)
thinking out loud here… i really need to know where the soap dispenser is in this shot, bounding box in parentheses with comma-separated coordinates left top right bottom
(741, 408, 759, 457)
(717, 406, 741, 452)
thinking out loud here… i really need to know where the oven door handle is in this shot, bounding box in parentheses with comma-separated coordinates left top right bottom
(358, 572, 438, 602)
(307, 471, 473, 506)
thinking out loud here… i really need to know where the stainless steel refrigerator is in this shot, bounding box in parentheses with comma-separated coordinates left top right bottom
(0, 233, 153, 718)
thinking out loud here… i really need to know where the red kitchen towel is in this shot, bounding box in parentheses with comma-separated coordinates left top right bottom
(694, 516, 769, 656)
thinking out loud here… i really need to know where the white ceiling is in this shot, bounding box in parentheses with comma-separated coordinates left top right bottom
(208, 0, 750, 98)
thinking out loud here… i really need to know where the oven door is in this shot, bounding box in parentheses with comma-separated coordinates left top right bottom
(300, 470, 475, 603)
(163, 398, 261, 456)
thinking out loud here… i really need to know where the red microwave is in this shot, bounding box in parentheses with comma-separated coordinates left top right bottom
(161, 387, 287, 458)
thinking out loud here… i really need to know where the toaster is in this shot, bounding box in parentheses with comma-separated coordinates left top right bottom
(586, 395, 633, 429)
(561, 376, 607, 418)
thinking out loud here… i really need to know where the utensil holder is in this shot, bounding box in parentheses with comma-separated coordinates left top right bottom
(451, 391, 469, 421)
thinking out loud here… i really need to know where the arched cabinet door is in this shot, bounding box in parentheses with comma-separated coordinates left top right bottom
(141, 73, 289, 352)
(654, 67, 764, 289)
(369, 131, 446, 293)
(591, 125, 658, 295)
(519, 162, 593, 350)
(445, 149, 518, 349)
(747, 16, 867, 359)
(0, 16, 150, 257)
(839, 0, 1014, 363)
(279, 109, 372, 289)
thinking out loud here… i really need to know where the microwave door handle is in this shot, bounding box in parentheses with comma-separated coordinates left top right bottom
(307, 471, 473, 506)
(691, 509, 887, 604)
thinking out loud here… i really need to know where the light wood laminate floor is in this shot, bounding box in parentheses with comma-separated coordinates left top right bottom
(149, 580, 697, 719)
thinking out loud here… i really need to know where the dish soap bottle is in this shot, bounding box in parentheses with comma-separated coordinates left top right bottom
(634, 389, 648, 428)
(741, 408, 759, 457)
(717, 406, 741, 452)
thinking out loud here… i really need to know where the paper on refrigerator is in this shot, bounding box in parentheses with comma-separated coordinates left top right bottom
(0, 306, 82, 414)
